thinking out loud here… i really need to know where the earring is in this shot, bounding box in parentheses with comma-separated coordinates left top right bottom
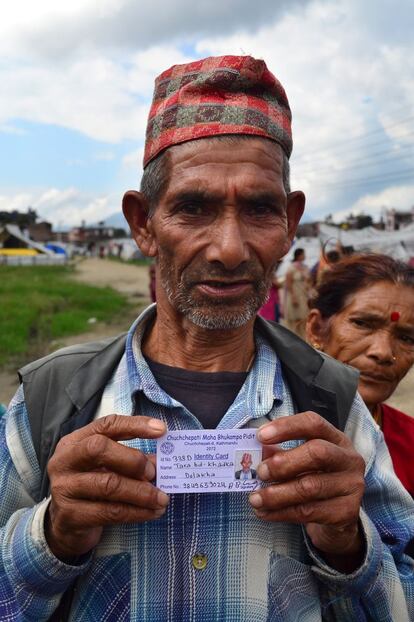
(312, 341, 322, 350)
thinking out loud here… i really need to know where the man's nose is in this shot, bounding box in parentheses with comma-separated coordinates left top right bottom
(205, 214, 249, 270)
(367, 330, 395, 364)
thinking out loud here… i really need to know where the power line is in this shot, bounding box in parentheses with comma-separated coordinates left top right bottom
(294, 113, 414, 160)
(294, 126, 414, 163)
(309, 167, 414, 190)
(296, 139, 414, 176)
(289, 105, 414, 195)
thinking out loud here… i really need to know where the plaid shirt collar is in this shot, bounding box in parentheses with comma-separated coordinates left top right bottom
(125, 303, 284, 427)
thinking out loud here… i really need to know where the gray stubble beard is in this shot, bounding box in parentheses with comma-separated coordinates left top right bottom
(158, 257, 272, 330)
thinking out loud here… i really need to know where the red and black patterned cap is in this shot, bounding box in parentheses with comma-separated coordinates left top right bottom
(143, 55, 292, 168)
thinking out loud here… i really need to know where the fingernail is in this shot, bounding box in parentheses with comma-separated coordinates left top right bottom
(147, 418, 166, 433)
(157, 491, 169, 507)
(144, 461, 156, 480)
(257, 425, 274, 442)
(249, 493, 263, 508)
(257, 463, 270, 480)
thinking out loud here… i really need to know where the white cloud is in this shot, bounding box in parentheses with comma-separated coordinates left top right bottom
(0, 54, 149, 143)
(0, 192, 33, 212)
(122, 147, 144, 169)
(1, 0, 308, 59)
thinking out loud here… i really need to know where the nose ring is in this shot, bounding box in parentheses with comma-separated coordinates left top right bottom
(392, 355, 396, 361)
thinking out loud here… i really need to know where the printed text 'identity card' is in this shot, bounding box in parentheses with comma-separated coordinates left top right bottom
(156, 429, 262, 493)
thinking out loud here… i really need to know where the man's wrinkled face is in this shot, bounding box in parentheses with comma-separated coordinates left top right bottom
(146, 138, 303, 329)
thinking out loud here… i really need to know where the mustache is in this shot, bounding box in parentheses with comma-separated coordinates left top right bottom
(183, 261, 265, 282)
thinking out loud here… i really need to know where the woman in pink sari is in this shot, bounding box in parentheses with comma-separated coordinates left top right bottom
(258, 264, 281, 322)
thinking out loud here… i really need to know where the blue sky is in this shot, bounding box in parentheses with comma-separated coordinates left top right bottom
(1, 0, 413, 228)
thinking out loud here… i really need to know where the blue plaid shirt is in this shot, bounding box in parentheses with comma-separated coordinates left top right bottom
(1, 305, 413, 621)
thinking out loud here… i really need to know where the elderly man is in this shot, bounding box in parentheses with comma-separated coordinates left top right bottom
(1, 56, 413, 621)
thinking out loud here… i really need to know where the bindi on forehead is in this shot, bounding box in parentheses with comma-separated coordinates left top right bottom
(390, 311, 400, 322)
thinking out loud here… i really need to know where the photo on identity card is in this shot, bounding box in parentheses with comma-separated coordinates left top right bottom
(234, 449, 262, 481)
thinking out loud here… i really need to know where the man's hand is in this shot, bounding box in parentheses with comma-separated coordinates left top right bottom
(249, 411, 366, 572)
(46, 414, 169, 562)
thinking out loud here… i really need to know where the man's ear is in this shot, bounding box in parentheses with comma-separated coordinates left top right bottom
(306, 308, 326, 350)
(286, 191, 305, 244)
(122, 190, 157, 257)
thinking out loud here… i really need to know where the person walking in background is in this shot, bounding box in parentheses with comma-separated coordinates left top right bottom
(283, 247, 311, 338)
(258, 262, 282, 322)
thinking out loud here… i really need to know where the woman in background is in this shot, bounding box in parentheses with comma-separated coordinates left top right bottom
(306, 253, 414, 496)
(283, 247, 311, 338)
(258, 262, 282, 323)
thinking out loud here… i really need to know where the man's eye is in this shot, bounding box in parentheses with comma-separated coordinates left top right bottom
(178, 204, 205, 216)
(246, 205, 272, 216)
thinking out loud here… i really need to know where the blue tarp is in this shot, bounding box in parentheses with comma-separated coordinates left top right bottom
(45, 244, 67, 255)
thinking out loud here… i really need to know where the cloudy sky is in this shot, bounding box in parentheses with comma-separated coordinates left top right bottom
(1, 0, 413, 228)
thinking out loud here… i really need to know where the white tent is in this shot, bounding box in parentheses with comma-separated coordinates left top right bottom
(318, 224, 414, 261)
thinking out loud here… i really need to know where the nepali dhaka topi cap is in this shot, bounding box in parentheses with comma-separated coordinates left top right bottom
(143, 55, 292, 168)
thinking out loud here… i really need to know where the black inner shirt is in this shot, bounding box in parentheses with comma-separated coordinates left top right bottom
(145, 357, 248, 428)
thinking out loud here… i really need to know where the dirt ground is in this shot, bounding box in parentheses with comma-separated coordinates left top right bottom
(1, 257, 413, 417)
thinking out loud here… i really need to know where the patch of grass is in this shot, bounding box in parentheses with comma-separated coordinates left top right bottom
(0, 265, 129, 366)
(107, 255, 153, 266)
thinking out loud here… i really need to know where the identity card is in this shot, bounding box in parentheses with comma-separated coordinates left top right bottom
(156, 429, 262, 493)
